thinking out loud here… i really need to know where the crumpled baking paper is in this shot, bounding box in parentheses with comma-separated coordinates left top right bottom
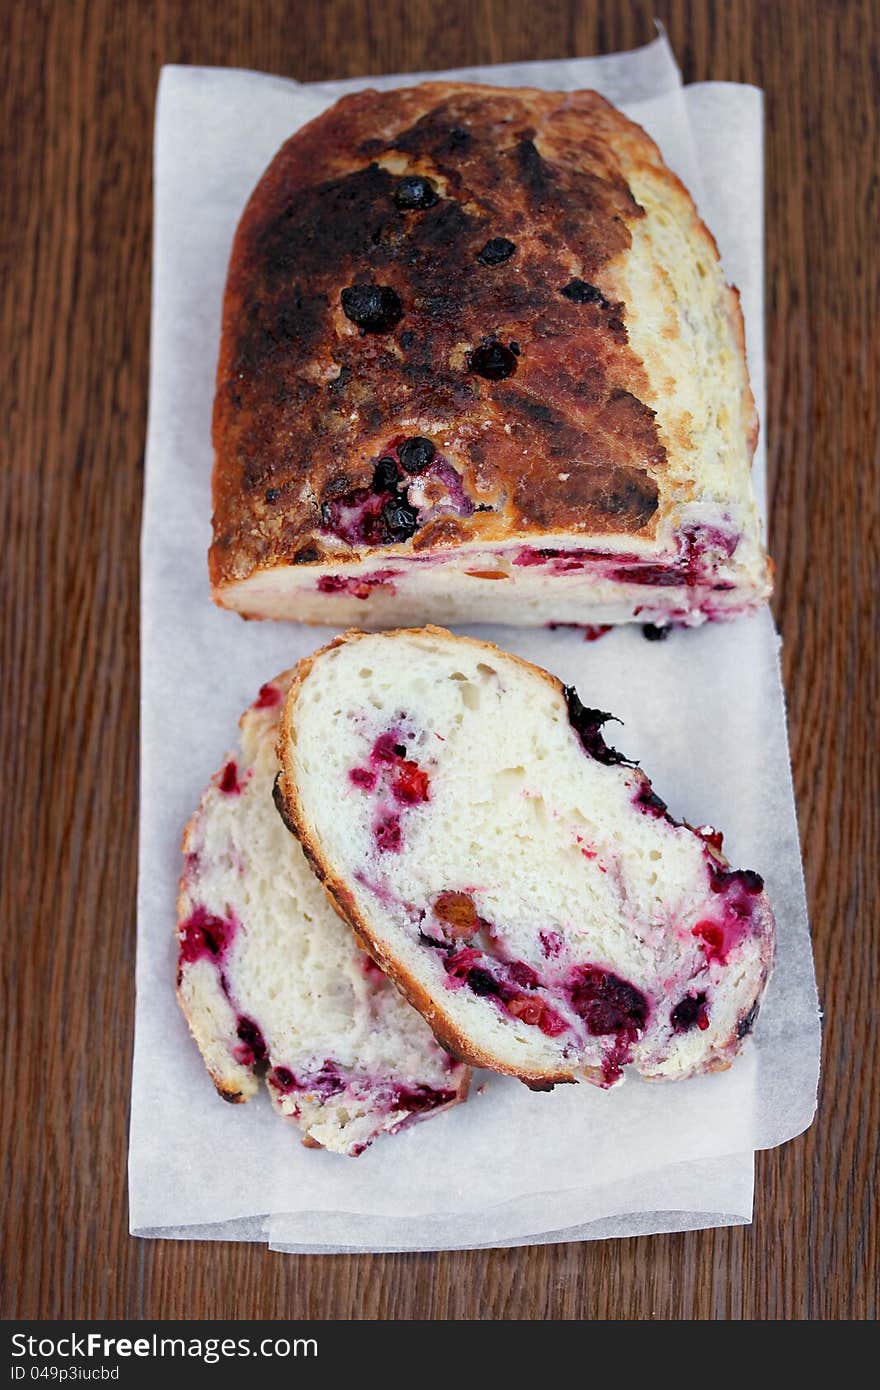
(131, 32, 820, 1251)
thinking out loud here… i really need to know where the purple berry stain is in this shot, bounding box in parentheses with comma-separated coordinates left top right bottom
(218, 761, 243, 794)
(539, 929, 563, 959)
(234, 1015, 268, 1067)
(633, 778, 670, 819)
(569, 966, 649, 1084)
(254, 682, 281, 709)
(349, 766, 378, 792)
(670, 992, 710, 1033)
(178, 905, 237, 965)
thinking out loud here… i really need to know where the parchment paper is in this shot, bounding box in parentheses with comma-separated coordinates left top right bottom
(131, 34, 820, 1251)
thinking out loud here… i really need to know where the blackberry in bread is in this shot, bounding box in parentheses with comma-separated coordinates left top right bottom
(176, 671, 469, 1156)
(210, 82, 771, 629)
(275, 628, 775, 1089)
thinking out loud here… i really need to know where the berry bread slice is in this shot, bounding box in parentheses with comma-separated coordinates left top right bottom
(176, 671, 469, 1156)
(276, 628, 775, 1089)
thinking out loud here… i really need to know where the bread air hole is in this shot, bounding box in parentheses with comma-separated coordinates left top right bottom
(459, 682, 480, 711)
(494, 766, 526, 795)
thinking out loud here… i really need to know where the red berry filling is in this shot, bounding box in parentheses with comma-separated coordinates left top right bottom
(633, 778, 670, 819)
(539, 929, 563, 958)
(317, 569, 400, 599)
(254, 682, 282, 709)
(234, 1015, 268, 1066)
(218, 761, 243, 795)
(692, 866, 764, 963)
(391, 1083, 459, 1112)
(670, 992, 710, 1033)
(440, 945, 569, 1038)
(513, 526, 739, 591)
(394, 762, 430, 804)
(709, 865, 764, 897)
(374, 812, 403, 853)
(569, 967, 649, 1037)
(268, 1062, 457, 1120)
(178, 905, 237, 965)
(349, 728, 431, 853)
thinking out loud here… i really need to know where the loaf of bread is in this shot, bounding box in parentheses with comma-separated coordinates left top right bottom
(211, 82, 771, 629)
(176, 671, 469, 1155)
(275, 628, 775, 1089)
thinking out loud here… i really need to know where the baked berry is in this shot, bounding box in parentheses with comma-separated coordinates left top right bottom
(235, 1015, 268, 1064)
(218, 761, 242, 794)
(398, 436, 436, 473)
(570, 967, 648, 1037)
(394, 175, 439, 210)
(341, 283, 403, 333)
(736, 1000, 760, 1038)
(634, 783, 668, 817)
(642, 623, 670, 641)
(393, 760, 430, 804)
(563, 687, 636, 768)
(507, 995, 544, 1026)
(381, 498, 419, 541)
(509, 960, 539, 989)
(477, 236, 516, 266)
(670, 992, 709, 1033)
(372, 456, 401, 493)
(178, 906, 234, 964)
(467, 967, 499, 996)
(394, 1084, 458, 1112)
(264, 487, 280, 503)
(372, 732, 401, 763)
(560, 278, 610, 308)
(718, 867, 764, 895)
(468, 340, 518, 380)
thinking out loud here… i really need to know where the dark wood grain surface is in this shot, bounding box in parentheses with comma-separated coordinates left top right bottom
(2, 0, 877, 1321)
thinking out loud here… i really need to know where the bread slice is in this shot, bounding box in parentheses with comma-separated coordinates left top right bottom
(176, 670, 469, 1156)
(276, 628, 775, 1088)
(210, 82, 771, 629)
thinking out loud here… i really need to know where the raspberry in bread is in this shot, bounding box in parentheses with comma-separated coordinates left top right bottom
(210, 82, 771, 630)
(276, 628, 775, 1089)
(176, 671, 469, 1156)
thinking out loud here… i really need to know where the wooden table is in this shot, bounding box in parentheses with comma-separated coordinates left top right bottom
(2, 0, 876, 1321)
